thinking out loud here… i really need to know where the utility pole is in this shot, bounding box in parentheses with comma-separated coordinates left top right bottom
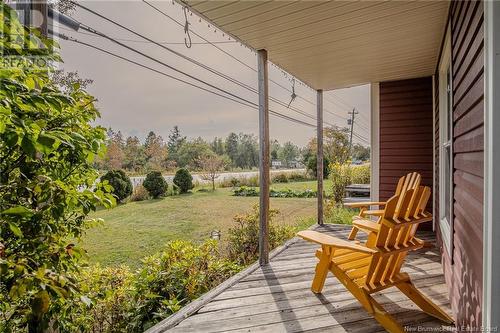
(348, 108, 358, 157)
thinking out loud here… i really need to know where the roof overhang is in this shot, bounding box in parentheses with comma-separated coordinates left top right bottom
(183, 0, 450, 90)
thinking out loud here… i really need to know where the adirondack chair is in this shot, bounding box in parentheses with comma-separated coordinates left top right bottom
(352, 185, 433, 246)
(344, 172, 421, 240)
(297, 188, 453, 333)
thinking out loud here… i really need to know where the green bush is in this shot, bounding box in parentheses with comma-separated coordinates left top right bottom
(0, 6, 115, 331)
(329, 162, 354, 204)
(173, 168, 194, 193)
(101, 170, 133, 202)
(271, 173, 289, 183)
(72, 265, 135, 333)
(324, 200, 356, 225)
(219, 175, 259, 188)
(131, 240, 241, 331)
(233, 187, 316, 198)
(130, 185, 149, 202)
(226, 205, 295, 265)
(233, 186, 259, 196)
(351, 164, 370, 184)
(143, 171, 168, 198)
(287, 172, 310, 182)
(307, 155, 330, 179)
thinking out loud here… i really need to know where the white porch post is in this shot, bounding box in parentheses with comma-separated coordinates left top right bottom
(257, 49, 270, 266)
(483, 1, 500, 329)
(370, 83, 380, 202)
(317, 90, 324, 225)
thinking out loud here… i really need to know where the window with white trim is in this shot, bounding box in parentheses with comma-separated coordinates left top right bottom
(438, 26, 454, 256)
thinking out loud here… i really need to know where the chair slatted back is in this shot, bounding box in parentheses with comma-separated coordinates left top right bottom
(364, 186, 429, 287)
(394, 172, 421, 216)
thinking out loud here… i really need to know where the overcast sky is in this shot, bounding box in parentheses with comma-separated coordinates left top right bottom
(55, 1, 370, 147)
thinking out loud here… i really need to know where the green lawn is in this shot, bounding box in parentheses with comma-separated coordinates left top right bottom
(83, 186, 317, 268)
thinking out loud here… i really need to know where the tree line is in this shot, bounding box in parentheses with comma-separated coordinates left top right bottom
(95, 125, 370, 174)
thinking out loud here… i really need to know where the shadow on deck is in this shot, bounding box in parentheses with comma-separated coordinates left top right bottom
(154, 224, 454, 332)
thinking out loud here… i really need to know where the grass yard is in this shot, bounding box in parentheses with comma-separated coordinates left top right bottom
(83, 186, 317, 268)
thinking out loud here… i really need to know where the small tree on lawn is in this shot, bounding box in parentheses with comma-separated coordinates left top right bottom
(100, 169, 133, 203)
(173, 168, 194, 193)
(143, 171, 168, 198)
(198, 154, 226, 191)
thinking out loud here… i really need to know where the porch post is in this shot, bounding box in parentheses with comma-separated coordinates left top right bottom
(483, 1, 500, 329)
(317, 90, 324, 225)
(257, 49, 270, 266)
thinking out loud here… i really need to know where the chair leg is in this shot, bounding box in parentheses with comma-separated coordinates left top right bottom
(311, 246, 332, 293)
(358, 291, 405, 333)
(348, 226, 359, 240)
(396, 280, 454, 324)
(330, 264, 405, 333)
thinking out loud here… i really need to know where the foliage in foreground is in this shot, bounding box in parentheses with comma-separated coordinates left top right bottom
(101, 169, 133, 202)
(132, 240, 241, 331)
(226, 205, 295, 265)
(0, 5, 115, 332)
(143, 171, 168, 198)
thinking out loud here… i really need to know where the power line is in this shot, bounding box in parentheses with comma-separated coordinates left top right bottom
(71, 1, 331, 126)
(141, 0, 348, 122)
(58, 26, 238, 44)
(55, 31, 318, 128)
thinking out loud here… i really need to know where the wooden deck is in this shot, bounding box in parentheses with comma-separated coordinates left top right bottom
(155, 225, 454, 333)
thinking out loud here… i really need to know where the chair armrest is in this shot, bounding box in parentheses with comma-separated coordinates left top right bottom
(343, 201, 387, 208)
(297, 230, 376, 254)
(352, 218, 380, 232)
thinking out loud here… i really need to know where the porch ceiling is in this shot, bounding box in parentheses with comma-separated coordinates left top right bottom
(183, 0, 449, 90)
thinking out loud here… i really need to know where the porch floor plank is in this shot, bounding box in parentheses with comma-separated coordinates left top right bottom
(166, 224, 454, 333)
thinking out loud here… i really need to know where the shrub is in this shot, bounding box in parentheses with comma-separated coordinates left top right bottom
(226, 205, 295, 265)
(173, 168, 194, 193)
(219, 175, 259, 188)
(72, 265, 135, 333)
(130, 185, 149, 202)
(101, 170, 133, 202)
(272, 173, 289, 183)
(287, 172, 310, 182)
(329, 162, 353, 204)
(351, 164, 370, 184)
(131, 240, 241, 331)
(324, 200, 356, 225)
(233, 186, 259, 197)
(233, 187, 317, 198)
(143, 171, 168, 198)
(307, 154, 330, 179)
(0, 7, 115, 331)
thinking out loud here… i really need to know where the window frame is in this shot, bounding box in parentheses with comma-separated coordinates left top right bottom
(438, 25, 454, 257)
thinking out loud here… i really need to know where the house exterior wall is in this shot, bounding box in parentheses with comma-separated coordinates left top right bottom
(435, 0, 485, 328)
(378, 77, 434, 214)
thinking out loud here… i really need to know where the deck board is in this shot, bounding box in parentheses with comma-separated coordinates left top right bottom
(164, 224, 454, 332)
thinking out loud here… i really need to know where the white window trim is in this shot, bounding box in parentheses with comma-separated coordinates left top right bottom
(438, 25, 453, 257)
(483, 0, 500, 329)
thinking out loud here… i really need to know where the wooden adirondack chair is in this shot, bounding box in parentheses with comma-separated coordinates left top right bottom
(345, 172, 421, 240)
(352, 185, 433, 246)
(297, 188, 453, 333)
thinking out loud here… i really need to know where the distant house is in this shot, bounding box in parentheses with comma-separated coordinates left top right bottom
(271, 160, 282, 169)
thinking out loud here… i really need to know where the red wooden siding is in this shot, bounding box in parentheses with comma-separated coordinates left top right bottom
(435, 0, 484, 328)
(378, 77, 434, 215)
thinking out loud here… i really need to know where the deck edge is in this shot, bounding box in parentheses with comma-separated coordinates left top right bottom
(145, 223, 323, 333)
